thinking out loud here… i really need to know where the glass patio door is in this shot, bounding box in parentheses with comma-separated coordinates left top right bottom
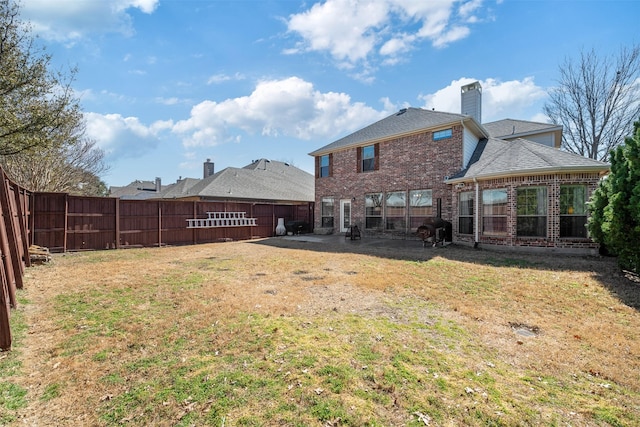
(340, 199, 351, 232)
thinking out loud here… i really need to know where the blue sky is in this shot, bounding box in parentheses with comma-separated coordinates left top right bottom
(20, 0, 638, 188)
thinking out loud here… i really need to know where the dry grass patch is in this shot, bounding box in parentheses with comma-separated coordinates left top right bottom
(3, 238, 640, 426)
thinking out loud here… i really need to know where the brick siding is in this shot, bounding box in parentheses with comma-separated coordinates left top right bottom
(451, 173, 601, 252)
(314, 125, 464, 233)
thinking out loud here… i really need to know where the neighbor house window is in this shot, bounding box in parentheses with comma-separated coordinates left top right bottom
(409, 189, 433, 229)
(321, 197, 334, 228)
(517, 187, 547, 237)
(319, 154, 331, 178)
(365, 192, 383, 229)
(385, 191, 406, 231)
(358, 144, 378, 172)
(560, 185, 587, 238)
(433, 128, 453, 141)
(482, 189, 508, 235)
(459, 191, 474, 235)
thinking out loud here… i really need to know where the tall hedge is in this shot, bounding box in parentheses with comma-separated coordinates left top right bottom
(588, 118, 640, 273)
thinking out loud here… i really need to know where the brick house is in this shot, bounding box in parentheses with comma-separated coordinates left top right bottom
(309, 82, 609, 254)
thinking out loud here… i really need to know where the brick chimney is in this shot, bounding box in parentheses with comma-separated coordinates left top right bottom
(461, 81, 482, 123)
(203, 158, 215, 178)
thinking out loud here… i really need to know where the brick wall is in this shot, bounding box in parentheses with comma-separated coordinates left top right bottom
(451, 172, 602, 252)
(314, 125, 465, 232)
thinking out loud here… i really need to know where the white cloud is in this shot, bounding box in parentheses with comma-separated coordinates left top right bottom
(286, 0, 490, 73)
(155, 97, 184, 106)
(286, 0, 389, 65)
(207, 73, 247, 85)
(21, 0, 160, 42)
(84, 112, 170, 159)
(419, 77, 548, 122)
(172, 76, 390, 148)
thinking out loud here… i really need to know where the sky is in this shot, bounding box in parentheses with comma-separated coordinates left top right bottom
(18, 0, 638, 188)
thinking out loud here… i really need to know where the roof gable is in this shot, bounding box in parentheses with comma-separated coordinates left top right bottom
(310, 107, 485, 156)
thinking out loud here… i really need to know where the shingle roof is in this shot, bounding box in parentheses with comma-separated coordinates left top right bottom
(156, 178, 200, 199)
(109, 180, 162, 199)
(448, 138, 609, 182)
(309, 107, 486, 156)
(164, 159, 314, 202)
(482, 118, 561, 139)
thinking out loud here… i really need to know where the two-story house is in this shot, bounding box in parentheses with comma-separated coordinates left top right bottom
(309, 82, 609, 254)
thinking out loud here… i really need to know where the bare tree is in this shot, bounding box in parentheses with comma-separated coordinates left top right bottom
(1, 137, 109, 195)
(544, 45, 640, 161)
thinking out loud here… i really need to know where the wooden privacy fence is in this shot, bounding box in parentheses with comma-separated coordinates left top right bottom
(0, 170, 32, 351)
(31, 194, 314, 252)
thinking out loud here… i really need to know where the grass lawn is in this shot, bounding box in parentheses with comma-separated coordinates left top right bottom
(2, 237, 639, 426)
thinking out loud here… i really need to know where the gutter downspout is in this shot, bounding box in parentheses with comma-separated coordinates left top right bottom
(474, 177, 479, 248)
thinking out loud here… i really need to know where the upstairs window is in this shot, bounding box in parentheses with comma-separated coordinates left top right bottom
(433, 128, 453, 141)
(358, 144, 378, 172)
(560, 185, 587, 238)
(317, 154, 332, 178)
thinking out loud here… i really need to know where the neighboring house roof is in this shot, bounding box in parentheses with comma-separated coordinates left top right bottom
(109, 180, 163, 199)
(156, 178, 200, 199)
(164, 159, 314, 202)
(483, 118, 562, 139)
(447, 138, 609, 183)
(108, 159, 312, 203)
(309, 107, 487, 156)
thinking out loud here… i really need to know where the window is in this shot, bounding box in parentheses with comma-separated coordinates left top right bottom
(482, 189, 508, 235)
(433, 128, 453, 141)
(365, 193, 383, 229)
(385, 191, 406, 230)
(359, 144, 378, 172)
(517, 187, 547, 237)
(409, 189, 433, 229)
(319, 154, 331, 178)
(459, 191, 474, 235)
(321, 197, 334, 228)
(560, 185, 587, 238)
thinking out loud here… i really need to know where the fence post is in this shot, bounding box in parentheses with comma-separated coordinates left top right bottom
(158, 202, 162, 248)
(13, 186, 30, 268)
(63, 194, 68, 252)
(114, 197, 120, 249)
(0, 183, 17, 308)
(0, 263, 11, 350)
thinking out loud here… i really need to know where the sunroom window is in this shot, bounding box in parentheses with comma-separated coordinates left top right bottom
(459, 191, 474, 235)
(482, 189, 508, 235)
(516, 187, 547, 237)
(560, 185, 587, 238)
